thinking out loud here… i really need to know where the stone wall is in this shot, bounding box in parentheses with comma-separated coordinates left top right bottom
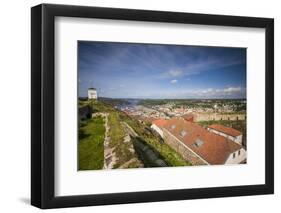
(194, 113, 246, 122)
(162, 129, 207, 166)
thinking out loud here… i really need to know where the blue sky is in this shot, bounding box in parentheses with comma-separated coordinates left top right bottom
(78, 41, 246, 99)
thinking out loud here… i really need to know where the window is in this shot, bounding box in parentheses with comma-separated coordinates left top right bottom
(170, 125, 176, 130)
(238, 150, 241, 155)
(233, 153, 236, 158)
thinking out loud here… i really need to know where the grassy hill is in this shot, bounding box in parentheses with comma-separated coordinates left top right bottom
(119, 113, 190, 167)
(94, 100, 190, 167)
(78, 100, 191, 170)
(78, 116, 105, 170)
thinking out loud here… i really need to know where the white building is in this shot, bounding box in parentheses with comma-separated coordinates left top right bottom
(224, 148, 247, 164)
(88, 88, 97, 100)
(207, 124, 243, 144)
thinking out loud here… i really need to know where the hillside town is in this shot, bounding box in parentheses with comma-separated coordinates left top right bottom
(78, 88, 247, 170)
(119, 101, 246, 123)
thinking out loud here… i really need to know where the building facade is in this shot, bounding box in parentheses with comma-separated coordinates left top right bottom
(88, 88, 97, 100)
(224, 148, 247, 164)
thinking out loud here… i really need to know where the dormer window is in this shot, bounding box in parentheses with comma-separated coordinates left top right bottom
(180, 130, 187, 137)
(194, 138, 204, 147)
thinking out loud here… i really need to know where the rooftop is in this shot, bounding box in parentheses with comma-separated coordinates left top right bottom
(162, 118, 242, 165)
(152, 119, 167, 128)
(208, 124, 242, 137)
(182, 113, 196, 121)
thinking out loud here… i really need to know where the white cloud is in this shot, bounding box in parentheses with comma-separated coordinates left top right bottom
(195, 87, 244, 98)
(202, 88, 213, 93)
(170, 79, 178, 84)
(223, 87, 241, 93)
(158, 55, 244, 80)
(168, 70, 183, 77)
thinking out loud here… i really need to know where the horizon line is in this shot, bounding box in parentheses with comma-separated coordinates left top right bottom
(79, 96, 246, 100)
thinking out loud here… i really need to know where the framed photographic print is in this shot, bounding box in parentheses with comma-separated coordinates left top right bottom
(31, 4, 274, 209)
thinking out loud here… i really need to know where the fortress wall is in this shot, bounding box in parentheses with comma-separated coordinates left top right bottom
(195, 113, 246, 122)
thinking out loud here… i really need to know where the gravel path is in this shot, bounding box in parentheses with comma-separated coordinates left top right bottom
(92, 113, 118, 169)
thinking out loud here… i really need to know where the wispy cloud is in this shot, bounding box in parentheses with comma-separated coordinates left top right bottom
(152, 87, 245, 99)
(223, 87, 241, 93)
(193, 87, 246, 98)
(169, 70, 183, 77)
(160, 57, 244, 80)
(78, 41, 246, 99)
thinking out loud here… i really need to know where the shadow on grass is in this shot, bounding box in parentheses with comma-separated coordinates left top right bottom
(79, 129, 90, 140)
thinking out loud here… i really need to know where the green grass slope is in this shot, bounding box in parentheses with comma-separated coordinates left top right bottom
(78, 116, 105, 170)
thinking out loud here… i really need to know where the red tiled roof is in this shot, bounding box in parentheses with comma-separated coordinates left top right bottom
(162, 118, 242, 165)
(182, 113, 196, 121)
(152, 119, 167, 127)
(208, 124, 242, 137)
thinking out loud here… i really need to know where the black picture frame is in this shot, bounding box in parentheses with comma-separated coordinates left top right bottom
(31, 3, 274, 209)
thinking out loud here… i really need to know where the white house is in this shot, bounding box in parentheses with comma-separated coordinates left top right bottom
(207, 124, 243, 144)
(224, 147, 247, 164)
(88, 88, 97, 100)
